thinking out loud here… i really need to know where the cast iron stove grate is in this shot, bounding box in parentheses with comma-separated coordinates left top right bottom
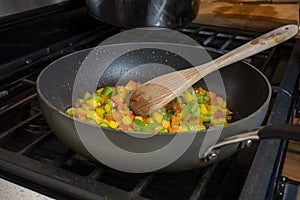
(0, 6, 299, 200)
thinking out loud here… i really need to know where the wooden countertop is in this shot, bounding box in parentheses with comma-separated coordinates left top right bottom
(194, 1, 299, 36)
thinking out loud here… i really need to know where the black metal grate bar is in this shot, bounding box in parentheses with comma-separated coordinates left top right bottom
(88, 168, 104, 180)
(0, 91, 37, 114)
(128, 175, 154, 200)
(0, 112, 41, 140)
(53, 150, 76, 168)
(19, 132, 52, 155)
(260, 47, 276, 73)
(219, 35, 235, 51)
(188, 164, 217, 200)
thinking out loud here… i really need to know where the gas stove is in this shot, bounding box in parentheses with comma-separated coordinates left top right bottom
(0, 2, 299, 200)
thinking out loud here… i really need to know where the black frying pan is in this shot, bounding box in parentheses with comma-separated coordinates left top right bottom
(36, 44, 300, 173)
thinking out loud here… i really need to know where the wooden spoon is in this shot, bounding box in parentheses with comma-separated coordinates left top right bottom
(129, 24, 298, 116)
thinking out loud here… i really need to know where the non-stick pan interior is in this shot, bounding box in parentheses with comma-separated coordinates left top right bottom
(37, 47, 270, 124)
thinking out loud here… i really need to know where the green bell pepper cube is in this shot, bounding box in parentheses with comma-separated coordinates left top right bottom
(102, 87, 113, 97)
(133, 119, 146, 131)
(76, 98, 84, 103)
(142, 122, 156, 132)
(203, 114, 212, 122)
(83, 92, 92, 100)
(65, 107, 76, 116)
(86, 118, 97, 125)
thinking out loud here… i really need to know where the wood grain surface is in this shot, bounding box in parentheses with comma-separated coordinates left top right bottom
(194, 1, 299, 35)
(282, 150, 300, 182)
(281, 136, 300, 199)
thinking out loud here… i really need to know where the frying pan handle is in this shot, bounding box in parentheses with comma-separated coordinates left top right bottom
(202, 124, 300, 160)
(258, 124, 300, 141)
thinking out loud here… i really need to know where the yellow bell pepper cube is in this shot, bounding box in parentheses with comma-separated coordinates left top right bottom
(197, 124, 206, 130)
(87, 111, 103, 124)
(65, 107, 76, 116)
(200, 104, 208, 114)
(122, 116, 132, 125)
(96, 107, 105, 116)
(86, 98, 99, 108)
(107, 120, 118, 129)
(183, 90, 194, 103)
(96, 88, 104, 94)
(95, 116, 103, 124)
(179, 126, 189, 132)
(207, 105, 212, 112)
(135, 116, 143, 121)
(163, 120, 170, 129)
(104, 104, 111, 113)
(87, 111, 97, 119)
(152, 112, 163, 124)
(145, 117, 153, 123)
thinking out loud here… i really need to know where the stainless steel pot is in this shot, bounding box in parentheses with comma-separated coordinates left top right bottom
(85, 0, 200, 28)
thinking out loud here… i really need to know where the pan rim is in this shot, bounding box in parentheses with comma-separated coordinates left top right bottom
(36, 46, 272, 136)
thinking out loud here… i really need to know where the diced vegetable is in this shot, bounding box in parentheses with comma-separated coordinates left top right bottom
(96, 88, 104, 94)
(122, 116, 132, 125)
(65, 80, 233, 133)
(83, 92, 92, 100)
(104, 104, 111, 113)
(203, 95, 210, 103)
(183, 90, 194, 103)
(197, 95, 204, 104)
(179, 126, 189, 132)
(160, 128, 168, 133)
(203, 114, 212, 123)
(96, 107, 105, 116)
(65, 107, 76, 116)
(76, 98, 84, 103)
(133, 119, 146, 131)
(100, 121, 109, 127)
(104, 99, 112, 105)
(86, 118, 98, 124)
(102, 87, 113, 97)
(86, 98, 99, 108)
(163, 120, 170, 129)
(126, 80, 139, 90)
(143, 122, 156, 132)
(152, 112, 163, 124)
(107, 120, 118, 129)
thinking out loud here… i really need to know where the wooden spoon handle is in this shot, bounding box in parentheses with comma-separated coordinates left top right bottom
(129, 25, 298, 116)
(184, 24, 299, 85)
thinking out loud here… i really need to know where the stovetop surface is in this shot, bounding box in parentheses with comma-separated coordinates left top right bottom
(0, 3, 299, 200)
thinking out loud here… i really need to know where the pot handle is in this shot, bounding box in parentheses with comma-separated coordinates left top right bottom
(258, 124, 300, 141)
(202, 124, 300, 159)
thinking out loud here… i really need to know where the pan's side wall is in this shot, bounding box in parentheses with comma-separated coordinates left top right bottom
(38, 94, 269, 172)
(38, 97, 95, 159)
